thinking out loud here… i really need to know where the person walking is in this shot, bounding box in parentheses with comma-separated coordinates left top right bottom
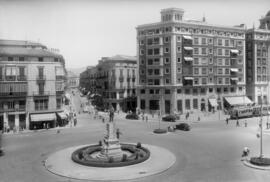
(236, 120, 240, 127)
(244, 120, 247, 127)
(226, 118, 229, 125)
(145, 115, 148, 122)
(116, 128, 122, 139)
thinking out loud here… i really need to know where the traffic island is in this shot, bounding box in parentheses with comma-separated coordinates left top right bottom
(243, 157, 270, 170)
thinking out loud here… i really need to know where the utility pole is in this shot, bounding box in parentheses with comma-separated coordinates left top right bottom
(260, 89, 263, 158)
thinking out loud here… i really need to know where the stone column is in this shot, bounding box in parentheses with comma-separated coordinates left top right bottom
(3, 112, 8, 130)
(15, 114, 19, 131)
(25, 112, 30, 130)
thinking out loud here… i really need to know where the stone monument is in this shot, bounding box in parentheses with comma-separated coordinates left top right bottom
(96, 120, 124, 161)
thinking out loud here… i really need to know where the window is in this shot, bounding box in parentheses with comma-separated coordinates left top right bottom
(194, 58, 199, 65)
(177, 57, 181, 63)
(177, 36, 181, 42)
(140, 59, 145, 65)
(209, 68, 213, 74)
(194, 68, 199, 75)
(194, 48, 199, 55)
(165, 78, 170, 84)
(225, 49, 230, 56)
(208, 38, 213, 44)
(177, 89, 182, 94)
(141, 100, 145, 109)
(218, 77, 223, 84)
(193, 99, 198, 109)
(149, 89, 154, 94)
(225, 68, 229, 74)
(19, 57, 25, 61)
(164, 37, 170, 43)
(165, 89, 170, 94)
(140, 89, 145, 94)
(34, 99, 48, 110)
(225, 40, 229, 46)
(193, 89, 198, 95)
(177, 77, 181, 83)
(147, 59, 153, 65)
(238, 58, 243, 64)
(194, 78, 199, 85)
(8, 57, 13, 61)
(185, 89, 190, 94)
(218, 49, 222, 56)
(225, 78, 230, 84)
(218, 68, 223, 75)
(194, 37, 199, 44)
(185, 99, 190, 110)
(165, 68, 170, 74)
(209, 58, 213, 64)
(38, 57, 43, 62)
(140, 40, 144, 45)
(140, 49, 144, 55)
(225, 58, 230, 66)
(177, 46, 181, 53)
(202, 68, 207, 75)
(209, 48, 213, 54)
(56, 98, 62, 109)
(154, 69, 160, 75)
(218, 59, 223, 66)
(202, 77, 207, 84)
(201, 38, 206, 45)
(164, 47, 169, 53)
(164, 57, 170, 64)
(209, 88, 213, 93)
(177, 67, 181, 73)
(218, 39, 222, 46)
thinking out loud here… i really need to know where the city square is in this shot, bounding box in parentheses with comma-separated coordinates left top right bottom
(1, 0, 270, 181)
(1, 90, 270, 182)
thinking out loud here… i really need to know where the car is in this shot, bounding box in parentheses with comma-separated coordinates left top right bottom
(162, 115, 177, 122)
(175, 123, 191, 131)
(126, 113, 139, 120)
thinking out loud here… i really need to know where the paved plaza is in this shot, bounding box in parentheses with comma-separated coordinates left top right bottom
(1, 93, 270, 182)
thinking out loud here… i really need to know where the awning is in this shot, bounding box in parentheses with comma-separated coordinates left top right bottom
(230, 68, 238, 72)
(183, 35, 192, 40)
(30, 113, 56, 122)
(230, 49, 239, 54)
(209, 98, 218, 107)
(231, 77, 238, 81)
(184, 77, 194, 80)
(184, 57, 193, 61)
(56, 112, 67, 119)
(184, 47, 193, 51)
(224, 96, 253, 106)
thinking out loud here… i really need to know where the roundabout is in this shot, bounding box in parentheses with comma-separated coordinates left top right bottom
(45, 143, 176, 181)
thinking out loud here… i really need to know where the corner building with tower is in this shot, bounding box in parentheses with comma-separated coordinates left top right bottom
(136, 8, 248, 114)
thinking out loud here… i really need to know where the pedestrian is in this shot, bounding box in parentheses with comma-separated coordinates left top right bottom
(266, 122, 269, 129)
(226, 118, 229, 125)
(116, 128, 121, 139)
(198, 116, 200, 122)
(43, 122, 46, 129)
(236, 120, 240, 127)
(102, 117, 105, 123)
(142, 114, 144, 122)
(74, 116, 77, 127)
(145, 115, 148, 122)
(245, 121, 247, 127)
(46, 123, 49, 130)
(242, 147, 250, 160)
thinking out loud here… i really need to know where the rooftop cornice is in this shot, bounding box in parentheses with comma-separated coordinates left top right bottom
(136, 21, 245, 32)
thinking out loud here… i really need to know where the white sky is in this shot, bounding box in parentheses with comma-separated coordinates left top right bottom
(0, 0, 270, 68)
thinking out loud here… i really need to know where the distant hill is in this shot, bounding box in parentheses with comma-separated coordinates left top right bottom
(66, 67, 87, 76)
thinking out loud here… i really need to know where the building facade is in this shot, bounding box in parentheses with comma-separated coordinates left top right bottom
(136, 8, 248, 114)
(67, 71, 79, 88)
(0, 39, 66, 131)
(246, 11, 270, 104)
(80, 55, 137, 112)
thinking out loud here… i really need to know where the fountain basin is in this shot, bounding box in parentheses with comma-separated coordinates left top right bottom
(71, 143, 150, 167)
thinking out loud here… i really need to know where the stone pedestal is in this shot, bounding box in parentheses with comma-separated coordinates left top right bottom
(97, 122, 123, 160)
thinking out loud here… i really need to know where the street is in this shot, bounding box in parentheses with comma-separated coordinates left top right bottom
(1, 92, 270, 182)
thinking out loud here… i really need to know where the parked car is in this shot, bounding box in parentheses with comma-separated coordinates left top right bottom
(126, 113, 139, 120)
(162, 115, 177, 122)
(175, 123, 191, 131)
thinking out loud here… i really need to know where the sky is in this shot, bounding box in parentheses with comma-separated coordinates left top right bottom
(0, 0, 270, 69)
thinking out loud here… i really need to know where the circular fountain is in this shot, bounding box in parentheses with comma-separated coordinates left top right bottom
(71, 121, 150, 167)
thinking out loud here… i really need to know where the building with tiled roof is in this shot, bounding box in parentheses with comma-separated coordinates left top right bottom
(0, 39, 67, 131)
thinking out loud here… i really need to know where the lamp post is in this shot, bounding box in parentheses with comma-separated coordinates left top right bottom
(259, 88, 263, 158)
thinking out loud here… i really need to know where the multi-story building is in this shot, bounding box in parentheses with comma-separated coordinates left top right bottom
(246, 11, 270, 104)
(136, 8, 250, 114)
(79, 66, 96, 94)
(0, 39, 66, 131)
(67, 71, 79, 88)
(80, 55, 137, 112)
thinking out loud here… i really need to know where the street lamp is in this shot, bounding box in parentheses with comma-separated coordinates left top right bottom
(259, 88, 263, 158)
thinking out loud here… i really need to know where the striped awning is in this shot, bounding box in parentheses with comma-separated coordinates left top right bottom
(184, 57, 193, 61)
(231, 77, 238, 81)
(30, 113, 56, 122)
(184, 77, 194, 80)
(56, 112, 67, 119)
(230, 68, 238, 72)
(230, 49, 239, 54)
(224, 96, 253, 106)
(209, 98, 218, 107)
(184, 47, 193, 51)
(183, 35, 193, 40)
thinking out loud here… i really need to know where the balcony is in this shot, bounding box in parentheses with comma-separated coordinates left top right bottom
(56, 75, 66, 80)
(36, 75, 46, 84)
(6, 76, 16, 81)
(0, 92, 27, 97)
(17, 75, 27, 81)
(56, 90, 64, 95)
(33, 91, 50, 96)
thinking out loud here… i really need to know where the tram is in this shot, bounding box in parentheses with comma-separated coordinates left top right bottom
(230, 105, 270, 119)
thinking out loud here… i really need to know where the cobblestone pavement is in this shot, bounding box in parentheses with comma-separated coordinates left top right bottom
(1, 91, 270, 182)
